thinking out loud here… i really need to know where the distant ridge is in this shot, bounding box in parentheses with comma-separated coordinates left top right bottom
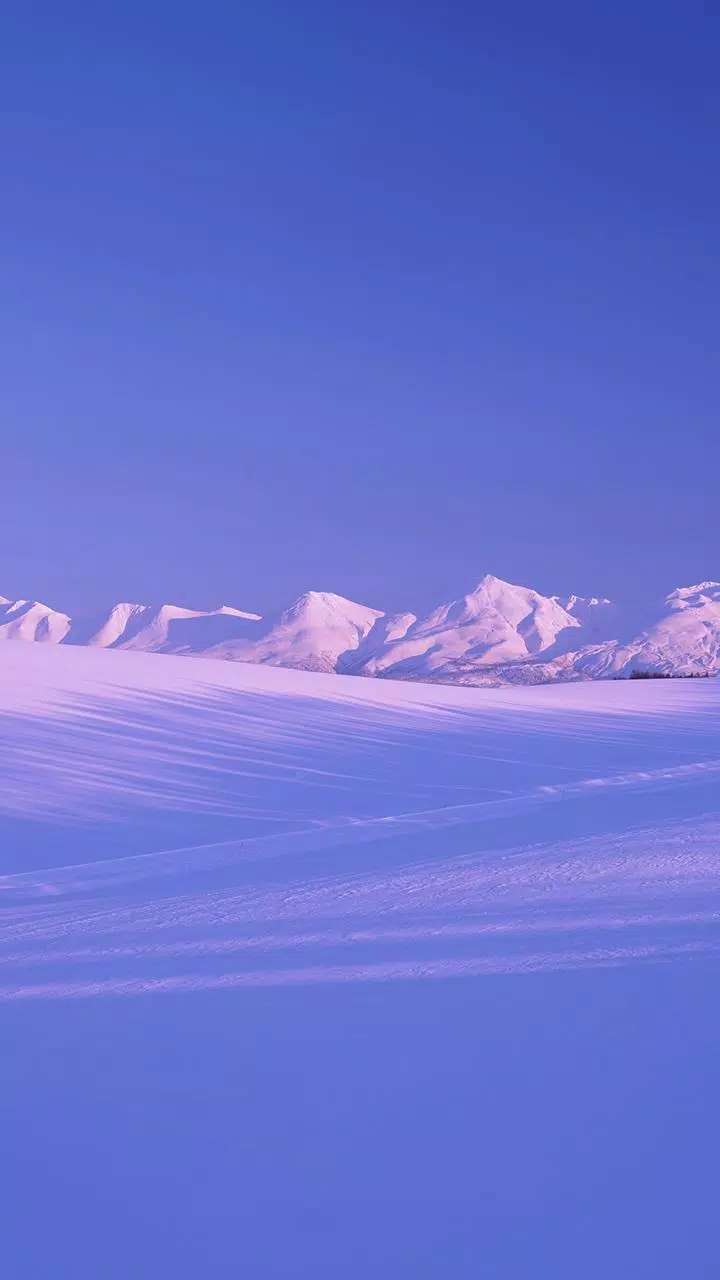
(2, 575, 719, 686)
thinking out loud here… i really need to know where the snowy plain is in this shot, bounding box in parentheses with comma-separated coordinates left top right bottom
(2, 641, 719, 1276)
(2, 640, 720, 996)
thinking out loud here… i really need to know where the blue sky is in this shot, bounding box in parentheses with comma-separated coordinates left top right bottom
(2, 1, 718, 617)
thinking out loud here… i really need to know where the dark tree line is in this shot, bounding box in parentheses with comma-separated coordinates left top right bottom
(628, 669, 711, 680)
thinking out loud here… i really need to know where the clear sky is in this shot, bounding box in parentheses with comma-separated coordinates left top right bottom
(2, 1, 718, 618)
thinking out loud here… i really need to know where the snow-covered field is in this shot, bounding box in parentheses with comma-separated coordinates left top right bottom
(2, 642, 719, 1278)
(2, 641, 718, 997)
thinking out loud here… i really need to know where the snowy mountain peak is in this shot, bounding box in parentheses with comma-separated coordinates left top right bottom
(0, 597, 72, 643)
(474, 573, 517, 593)
(242, 590, 385, 673)
(464, 574, 546, 609)
(558, 594, 613, 611)
(666, 582, 720, 607)
(2, 573, 719, 685)
(280, 590, 381, 622)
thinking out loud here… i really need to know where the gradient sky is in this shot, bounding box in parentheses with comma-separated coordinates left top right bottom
(2, 1, 718, 618)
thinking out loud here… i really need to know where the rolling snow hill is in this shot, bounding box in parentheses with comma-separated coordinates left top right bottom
(1, 574, 719, 685)
(1, 639, 719, 993)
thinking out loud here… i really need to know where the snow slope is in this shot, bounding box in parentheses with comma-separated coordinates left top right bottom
(2, 573, 720, 683)
(1, 641, 718, 998)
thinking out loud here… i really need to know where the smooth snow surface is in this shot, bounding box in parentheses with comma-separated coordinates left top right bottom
(1, 641, 718, 999)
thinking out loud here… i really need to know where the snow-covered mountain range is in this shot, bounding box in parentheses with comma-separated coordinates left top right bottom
(2, 575, 719, 685)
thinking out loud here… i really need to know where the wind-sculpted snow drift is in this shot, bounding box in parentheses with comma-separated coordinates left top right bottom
(1, 642, 718, 998)
(2, 574, 720, 685)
